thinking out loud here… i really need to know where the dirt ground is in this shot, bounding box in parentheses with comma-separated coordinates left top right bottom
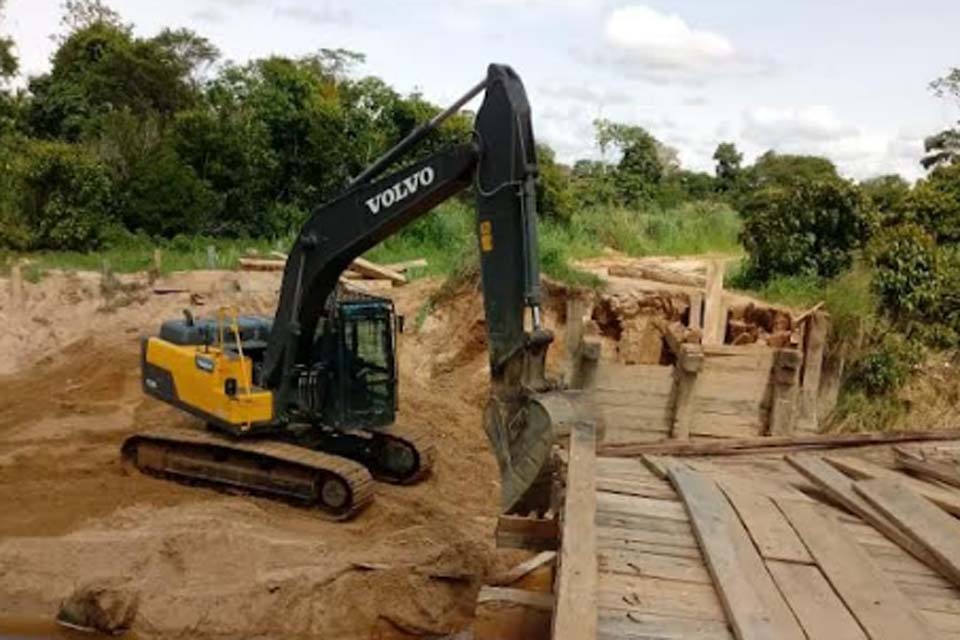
(0, 269, 529, 639)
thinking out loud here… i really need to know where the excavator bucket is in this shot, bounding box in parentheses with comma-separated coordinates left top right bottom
(484, 390, 596, 513)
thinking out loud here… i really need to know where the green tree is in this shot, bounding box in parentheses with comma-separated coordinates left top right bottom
(28, 6, 209, 140)
(535, 144, 575, 222)
(923, 68, 960, 169)
(860, 174, 911, 215)
(0, 0, 16, 80)
(900, 164, 960, 242)
(712, 142, 742, 192)
(18, 140, 115, 250)
(594, 118, 664, 205)
(743, 151, 839, 190)
(739, 178, 876, 281)
(868, 223, 941, 319)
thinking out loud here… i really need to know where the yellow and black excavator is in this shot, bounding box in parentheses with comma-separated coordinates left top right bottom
(122, 64, 593, 519)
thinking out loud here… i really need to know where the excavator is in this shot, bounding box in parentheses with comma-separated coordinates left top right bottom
(122, 64, 593, 519)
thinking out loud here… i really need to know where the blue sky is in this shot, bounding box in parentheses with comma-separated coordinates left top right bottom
(3, 0, 959, 180)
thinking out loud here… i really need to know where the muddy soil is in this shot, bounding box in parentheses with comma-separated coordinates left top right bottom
(0, 271, 527, 639)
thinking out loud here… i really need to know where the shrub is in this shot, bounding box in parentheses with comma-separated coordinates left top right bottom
(868, 223, 940, 320)
(739, 179, 876, 282)
(19, 141, 115, 250)
(846, 334, 920, 397)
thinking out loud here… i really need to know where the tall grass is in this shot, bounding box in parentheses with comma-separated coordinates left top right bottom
(2, 199, 744, 287)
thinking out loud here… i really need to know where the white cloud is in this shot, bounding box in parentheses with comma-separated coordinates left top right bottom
(604, 5, 735, 70)
(740, 105, 926, 179)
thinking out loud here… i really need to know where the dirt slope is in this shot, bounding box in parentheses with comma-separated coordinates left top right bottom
(0, 271, 522, 639)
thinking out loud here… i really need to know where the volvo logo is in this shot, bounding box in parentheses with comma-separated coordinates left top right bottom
(365, 167, 435, 215)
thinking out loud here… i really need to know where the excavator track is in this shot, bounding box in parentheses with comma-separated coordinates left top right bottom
(364, 426, 436, 485)
(121, 428, 374, 520)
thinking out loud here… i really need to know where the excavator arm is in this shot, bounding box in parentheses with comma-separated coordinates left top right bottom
(257, 64, 583, 512)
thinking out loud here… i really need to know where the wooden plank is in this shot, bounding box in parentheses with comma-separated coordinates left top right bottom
(496, 514, 558, 551)
(671, 346, 704, 440)
(768, 349, 802, 436)
(489, 551, 557, 587)
(798, 311, 829, 432)
(599, 610, 734, 640)
(600, 574, 728, 621)
(722, 486, 812, 563)
(599, 548, 712, 584)
(766, 560, 867, 640)
(475, 586, 552, 640)
(787, 454, 940, 569)
(826, 455, 960, 516)
(349, 256, 406, 284)
(382, 258, 427, 272)
(775, 499, 934, 639)
(552, 422, 597, 640)
(689, 292, 704, 330)
(855, 478, 960, 588)
(608, 262, 707, 287)
(596, 491, 688, 521)
(669, 466, 805, 640)
(599, 429, 960, 458)
(238, 257, 285, 271)
(639, 453, 673, 480)
(702, 260, 726, 345)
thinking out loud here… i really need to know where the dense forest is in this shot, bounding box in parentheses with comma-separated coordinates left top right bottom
(1, 1, 960, 426)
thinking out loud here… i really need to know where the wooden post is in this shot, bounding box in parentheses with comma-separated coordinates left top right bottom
(670, 343, 704, 440)
(688, 291, 703, 330)
(9, 262, 23, 304)
(552, 421, 597, 640)
(153, 248, 163, 273)
(702, 260, 726, 345)
(565, 297, 586, 383)
(768, 349, 802, 436)
(206, 245, 217, 269)
(798, 311, 829, 432)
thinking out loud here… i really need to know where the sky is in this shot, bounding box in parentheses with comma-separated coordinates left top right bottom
(2, 0, 959, 181)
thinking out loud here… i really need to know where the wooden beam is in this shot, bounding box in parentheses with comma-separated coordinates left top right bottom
(238, 257, 286, 271)
(496, 514, 559, 551)
(598, 428, 960, 458)
(702, 260, 726, 345)
(775, 499, 934, 640)
(798, 311, 829, 432)
(350, 256, 406, 284)
(768, 349, 802, 436)
(608, 262, 706, 288)
(825, 455, 960, 517)
(669, 466, 805, 640)
(721, 486, 811, 563)
(786, 454, 940, 570)
(855, 478, 960, 589)
(488, 551, 556, 587)
(475, 587, 553, 640)
(552, 422, 597, 640)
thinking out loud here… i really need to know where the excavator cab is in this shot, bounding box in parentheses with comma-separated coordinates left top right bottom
(328, 296, 398, 429)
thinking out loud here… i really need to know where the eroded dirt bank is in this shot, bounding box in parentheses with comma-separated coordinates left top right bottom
(0, 271, 523, 639)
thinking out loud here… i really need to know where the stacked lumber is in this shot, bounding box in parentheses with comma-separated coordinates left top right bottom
(565, 435, 960, 640)
(237, 253, 425, 289)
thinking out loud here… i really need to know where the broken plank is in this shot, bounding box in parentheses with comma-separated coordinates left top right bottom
(721, 486, 812, 563)
(350, 256, 406, 284)
(599, 548, 712, 584)
(766, 560, 866, 640)
(489, 551, 556, 587)
(786, 454, 939, 569)
(552, 421, 597, 640)
(775, 499, 934, 640)
(855, 478, 960, 589)
(826, 455, 960, 516)
(669, 466, 805, 640)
